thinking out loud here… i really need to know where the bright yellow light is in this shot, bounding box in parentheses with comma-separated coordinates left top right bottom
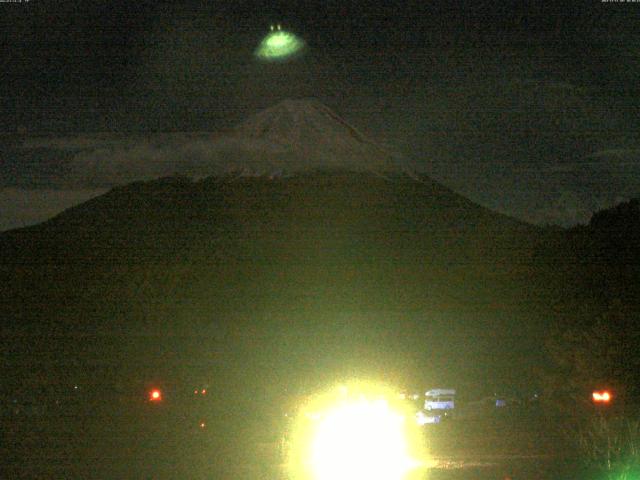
(286, 382, 427, 480)
(310, 398, 416, 480)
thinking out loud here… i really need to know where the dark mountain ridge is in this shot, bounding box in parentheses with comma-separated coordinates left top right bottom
(534, 197, 640, 309)
(6, 100, 635, 407)
(0, 170, 538, 264)
(1, 169, 547, 395)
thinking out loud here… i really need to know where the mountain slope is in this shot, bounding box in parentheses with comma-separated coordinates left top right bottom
(0, 99, 561, 413)
(0, 169, 547, 394)
(1, 171, 536, 262)
(14, 99, 410, 189)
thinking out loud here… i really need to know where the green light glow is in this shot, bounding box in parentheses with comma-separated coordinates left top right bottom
(255, 29, 305, 61)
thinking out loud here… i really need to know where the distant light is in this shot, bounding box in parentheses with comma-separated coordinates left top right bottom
(255, 27, 305, 61)
(592, 390, 612, 403)
(200, 421, 206, 428)
(194, 389, 199, 395)
(150, 389, 162, 401)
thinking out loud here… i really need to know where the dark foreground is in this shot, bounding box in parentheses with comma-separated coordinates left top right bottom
(1, 406, 594, 480)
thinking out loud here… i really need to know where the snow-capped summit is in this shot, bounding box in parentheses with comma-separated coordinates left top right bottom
(16, 99, 410, 190)
(224, 98, 407, 174)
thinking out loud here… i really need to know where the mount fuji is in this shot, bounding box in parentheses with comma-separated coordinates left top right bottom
(226, 98, 407, 174)
(1, 99, 418, 230)
(44, 98, 413, 188)
(0, 98, 552, 417)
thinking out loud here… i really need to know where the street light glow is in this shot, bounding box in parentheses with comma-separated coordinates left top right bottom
(285, 381, 426, 480)
(592, 390, 612, 403)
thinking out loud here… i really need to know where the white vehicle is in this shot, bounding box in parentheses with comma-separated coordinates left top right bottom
(416, 410, 440, 425)
(424, 389, 456, 412)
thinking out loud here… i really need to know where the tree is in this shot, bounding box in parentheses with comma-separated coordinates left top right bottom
(542, 300, 640, 478)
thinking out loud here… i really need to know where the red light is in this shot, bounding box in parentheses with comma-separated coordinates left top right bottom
(592, 390, 612, 403)
(201, 389, 206, 395)
(150, 389, 162, 401)
(194, 389, 199, 395)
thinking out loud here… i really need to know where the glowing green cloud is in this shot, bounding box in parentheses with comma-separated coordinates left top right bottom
(255, 27, 305, 61)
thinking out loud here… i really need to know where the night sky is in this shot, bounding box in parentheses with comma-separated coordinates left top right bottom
(1, 0, 639, 228)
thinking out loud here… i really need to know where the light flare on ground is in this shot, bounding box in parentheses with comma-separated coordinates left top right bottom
(285, 381, 428, 480)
